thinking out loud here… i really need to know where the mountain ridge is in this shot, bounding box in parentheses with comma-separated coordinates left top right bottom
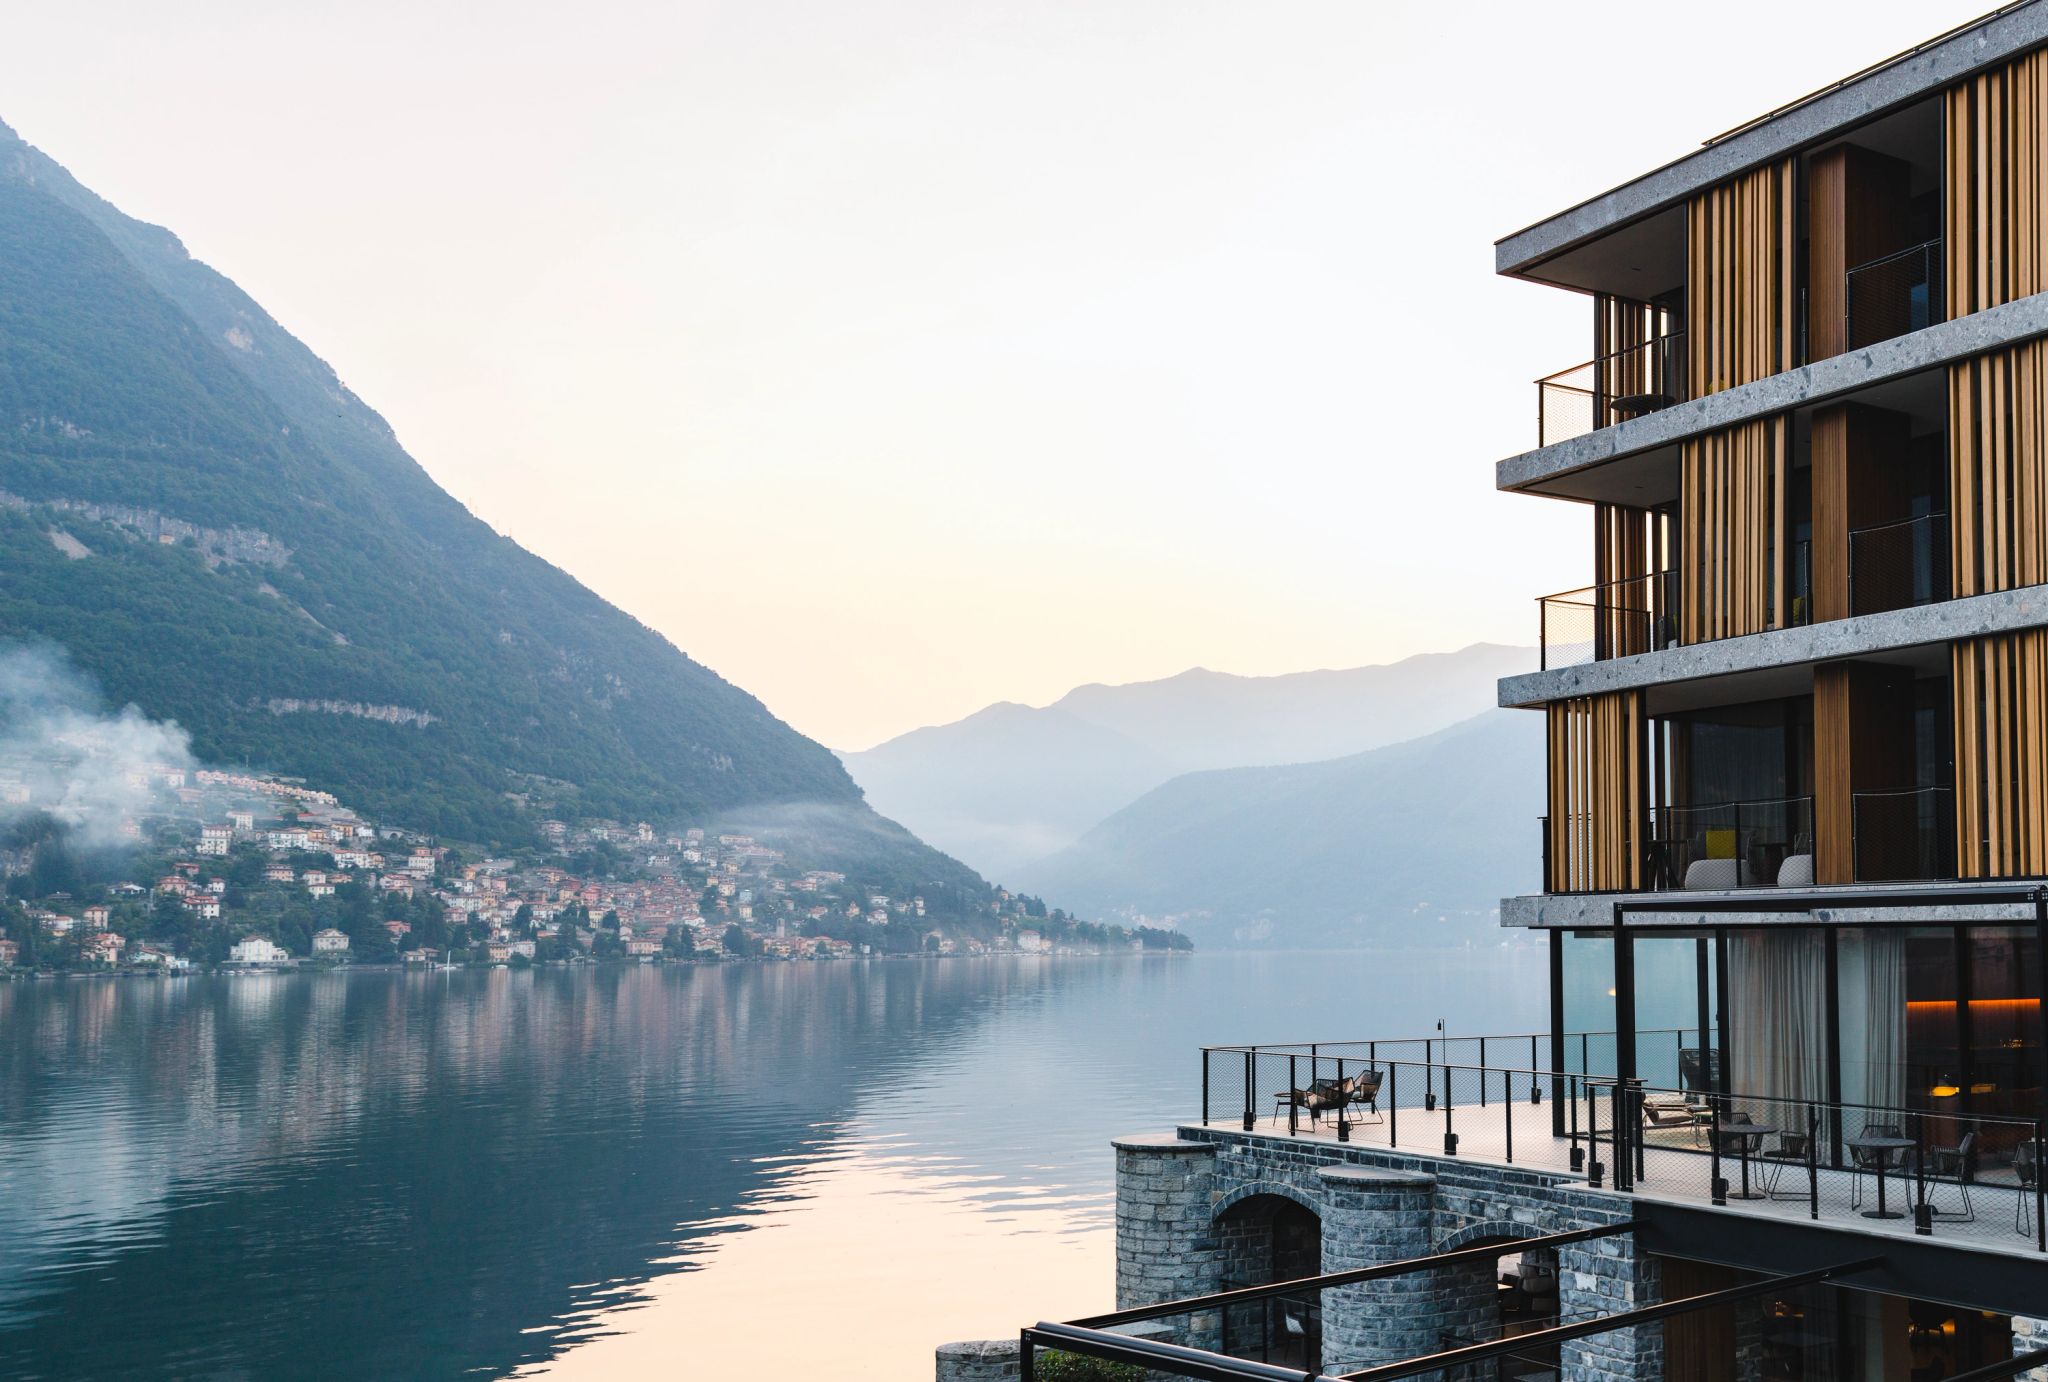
(0, 115, 974, 896)
(840, 643, 1531, 878)
(1012, 709, 1543, 947)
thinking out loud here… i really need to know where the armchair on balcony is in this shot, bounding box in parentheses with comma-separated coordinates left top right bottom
(1776, 853, 1814, 887)
(1683, 858, 1751, 890)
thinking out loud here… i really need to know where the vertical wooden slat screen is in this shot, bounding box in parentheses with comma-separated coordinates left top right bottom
(1951, 341, 2048, 596)
(1594, 296, 1674, 428)
(1679, 418, 1789, 642)
(1545, 690, 1645, 893)
(1953, 630, 2048, 877)
(1946, 48, 2048, 318)
(1593, 503, 1660, 659)
(1688, 159, 1797, 397)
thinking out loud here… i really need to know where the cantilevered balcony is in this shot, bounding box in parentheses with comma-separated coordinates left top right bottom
(1536, 333, 1689, 448)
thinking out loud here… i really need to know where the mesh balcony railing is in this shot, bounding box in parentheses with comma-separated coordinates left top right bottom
(1535, 332, 1688, 447)
(1851, 512, 1951, 616)
(1854, 786, 1957, 883)
(1199, 1038, 2048, 1257)
(1846, 238, 1945, 351)
(1536, 571, 1676, 670)
(1647, 795, 1816, 891)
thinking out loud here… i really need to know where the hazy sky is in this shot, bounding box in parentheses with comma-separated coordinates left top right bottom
(0, 1, 1995, 748)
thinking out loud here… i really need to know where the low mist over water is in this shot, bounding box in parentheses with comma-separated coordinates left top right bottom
(0, 948, 1543, 1379)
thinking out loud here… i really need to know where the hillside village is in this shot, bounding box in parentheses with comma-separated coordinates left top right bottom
(0, 763, 1188, 973)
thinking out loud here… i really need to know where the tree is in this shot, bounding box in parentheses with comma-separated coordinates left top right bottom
(722, 924, 759, 958)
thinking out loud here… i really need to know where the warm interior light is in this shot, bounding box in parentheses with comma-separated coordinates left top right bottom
(1930, 1080, 1961, 1098)
(1606, 988, 1617, 998)
(1906, 998, 2044, 1011)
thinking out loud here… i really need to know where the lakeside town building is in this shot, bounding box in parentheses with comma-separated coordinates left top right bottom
(966, 9, 2048, 1382)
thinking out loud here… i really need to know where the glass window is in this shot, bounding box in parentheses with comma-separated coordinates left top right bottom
(1561, 932, 1615, 1078)
(1964, 927, 2043, 1130)
(1631, 933, 1714, 1094)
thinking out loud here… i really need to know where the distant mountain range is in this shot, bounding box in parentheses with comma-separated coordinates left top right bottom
(0, 117, 985, 899)
(840, 644, 1531, 879)
(1012, 710, 1543, 948)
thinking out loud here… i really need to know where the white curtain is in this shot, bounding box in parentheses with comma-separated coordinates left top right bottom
(1837, 930, 1906, 1117)
(1726, 930, 1828, 1114)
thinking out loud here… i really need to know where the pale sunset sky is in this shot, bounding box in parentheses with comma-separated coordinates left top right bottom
(0, 0, 1996, 748)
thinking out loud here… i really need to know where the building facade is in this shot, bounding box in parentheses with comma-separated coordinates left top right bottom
(969, 10, 2048, 1382)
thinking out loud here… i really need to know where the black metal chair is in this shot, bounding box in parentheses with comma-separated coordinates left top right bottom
(2018, 1142, 2040, 1237)
(1926, 1131, 1977, 1222)
(1760, 1130, 1812, 1200)
(1347, 1069, 1385, 1125)
(1850, 1123, 1904, 1211)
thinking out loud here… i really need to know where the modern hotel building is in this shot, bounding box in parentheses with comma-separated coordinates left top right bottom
(955, 8, 2048, 1382)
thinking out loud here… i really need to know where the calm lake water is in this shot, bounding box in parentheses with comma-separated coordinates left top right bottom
(0, 947, 1545, 1379)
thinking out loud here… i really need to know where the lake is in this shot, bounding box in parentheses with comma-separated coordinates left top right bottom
(0, 946, 1546, 1379)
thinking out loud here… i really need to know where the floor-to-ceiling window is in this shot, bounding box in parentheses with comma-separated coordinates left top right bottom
(1560, 931, 1616, 1078)
(1631, 932, 1716, 1092)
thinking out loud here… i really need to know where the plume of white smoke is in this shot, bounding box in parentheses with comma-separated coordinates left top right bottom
(0, 645, 196, 850)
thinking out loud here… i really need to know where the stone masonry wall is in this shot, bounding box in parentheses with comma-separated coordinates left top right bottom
(2017, 1314, 2048, 1381)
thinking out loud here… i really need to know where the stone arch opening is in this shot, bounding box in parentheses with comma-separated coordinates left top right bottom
(1428, 1227, 1560, 1380)
(1213, 1192, 1321, 1371)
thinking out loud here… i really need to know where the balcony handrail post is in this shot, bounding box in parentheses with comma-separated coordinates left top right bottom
(1288, 1054, 1299, 1137)
(1630, 1079, 1647, 1185)
(1808, 1104, 1821, 1221)
(1912, 1112, 1932, 1236)
(2036, 1121, 2046, 1253)
(1444, 1061, 1458, 1155)
(1504, 1069, 1514, 1164)
(1480, 1038, 1488, 1107)
(1389, 1062, 1399, 1147)
(1569, 1074, 1583, 1172)
(1710, 1099, 1727, 1205)
(1202, 1048, 1210, 1127)
(1586, 1078, 1603, 1189)
(1242, 1049, 1254, 1132)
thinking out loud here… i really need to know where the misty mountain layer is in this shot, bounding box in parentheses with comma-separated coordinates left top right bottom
(0, 117, 952, 875)
(840, 644, 1532, 878)
(1011, 710, 1543, 948)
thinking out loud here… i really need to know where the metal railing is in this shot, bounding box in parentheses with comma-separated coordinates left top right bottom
(1853, 785, 1957, 883)
(1536, 571, 1676, 670)
(1535, 332, 1687, 447)
(1851, 512, 1950, 616)
(1199, 1040, 2048, 1255)
(1846, 238, 1945, 351)
(1542, 795, 1816, 894)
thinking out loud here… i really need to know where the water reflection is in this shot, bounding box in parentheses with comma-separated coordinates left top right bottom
(0, 947, 1544, 1379)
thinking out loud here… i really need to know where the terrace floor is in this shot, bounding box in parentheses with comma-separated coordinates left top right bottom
(1200, 1094, 2046, 1260)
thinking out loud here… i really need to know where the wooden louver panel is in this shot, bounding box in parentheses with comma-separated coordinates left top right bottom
(1946, 48, 2048, 317)
(1950, 342, 2048, 596)
(1546, 691, 1645, 893)
(1953, 630, 2048, 878)
(1687, 160, 1797, 397)
(1592, 503, 1659, 659)
(1679, 418, 1789, 643)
